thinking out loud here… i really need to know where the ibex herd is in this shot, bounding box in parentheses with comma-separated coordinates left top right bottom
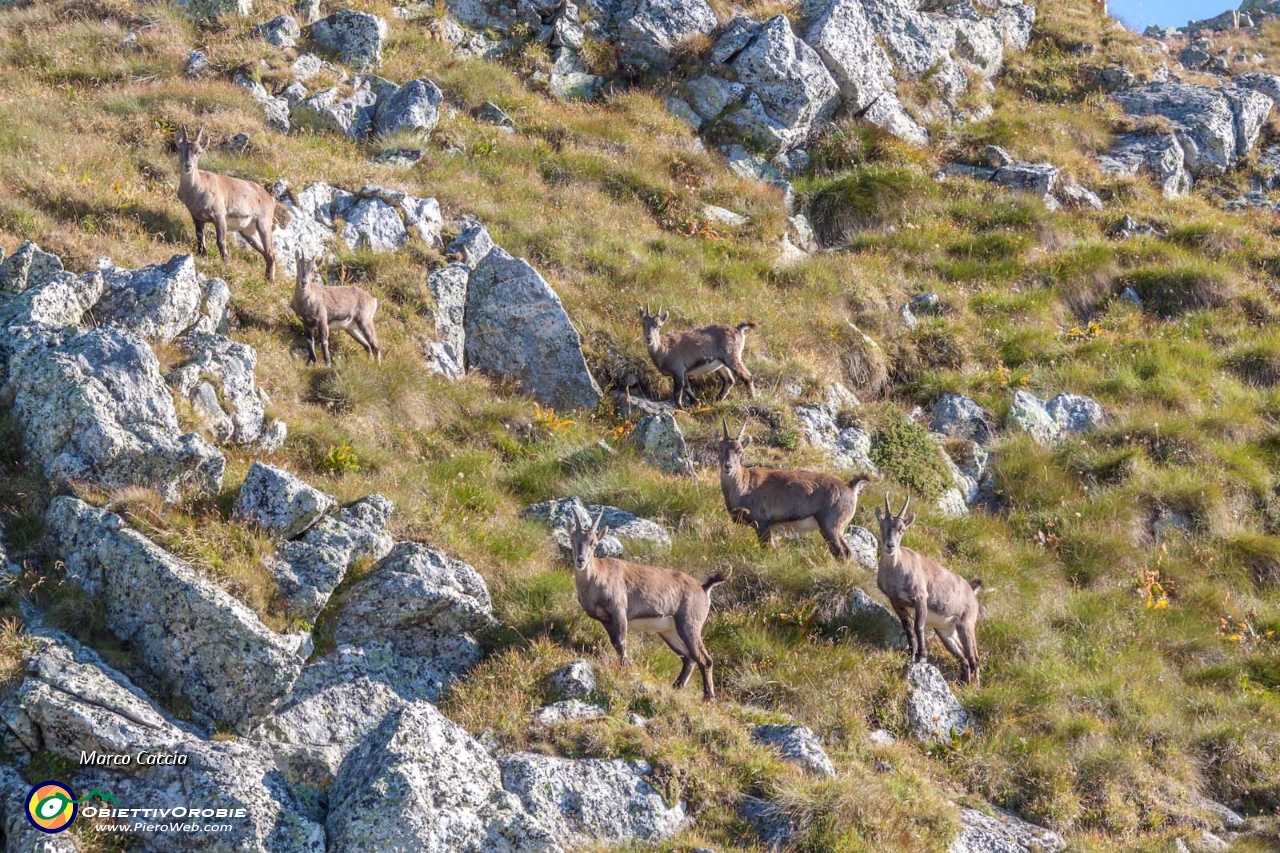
(170, 127, 983, 696)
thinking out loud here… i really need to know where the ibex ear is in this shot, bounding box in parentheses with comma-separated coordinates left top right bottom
(904, 512, 916, 528)
(874, 507, 884, 524)
(741, 434, 753, 447)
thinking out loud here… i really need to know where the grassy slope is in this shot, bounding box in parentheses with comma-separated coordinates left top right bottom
(0, 0, 1278, 850)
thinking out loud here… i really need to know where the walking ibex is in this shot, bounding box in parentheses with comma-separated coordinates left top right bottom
(718, 419, 871, 561)
(569, 510, 730, 701)
(875, 494, 983, 685)
(291, 253, 382, 366)
(640, 307, 756, 407)
(175, 125, 289, 282)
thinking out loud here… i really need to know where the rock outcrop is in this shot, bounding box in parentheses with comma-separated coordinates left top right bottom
(751, 724, 838, 778)
(1008, 390, 1106, 445)
(905, 661, 973, 744)
(44, 497, 305, 731)
(308, 10, 387, 70)
(949, 806, 1066, 853)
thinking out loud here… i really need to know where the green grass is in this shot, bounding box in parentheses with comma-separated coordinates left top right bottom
(0, 0, 1277, 849)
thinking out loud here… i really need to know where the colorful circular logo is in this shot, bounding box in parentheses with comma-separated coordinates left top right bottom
(26, 782, 77, 834)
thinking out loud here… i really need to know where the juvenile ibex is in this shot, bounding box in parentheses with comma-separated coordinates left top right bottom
(175, 125, 289, 282)
(640, 307, 756, 407)
(875, 494, 983, 685)
(718, 419, 871, 561)
(291, 253, 382, 366)
(570, 510, 730, 701)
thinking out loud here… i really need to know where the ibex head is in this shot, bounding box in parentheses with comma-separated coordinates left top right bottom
(717, 418, 751, 477)
(295, 251, 317, 288)
(874, 493, 915, 556)
(638, 304, 670, 341)
(569, 508, 606, 572)
(175, 125, 208, 174)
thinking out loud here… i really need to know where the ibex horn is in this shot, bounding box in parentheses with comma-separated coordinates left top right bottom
(898, 494, 911, 519)
(590, 509, 605, 536)
(195, 125, 205, 145)
(722, 417, 730, 440)
(884, 493, 892, 515)
(736, 421, 747, 442)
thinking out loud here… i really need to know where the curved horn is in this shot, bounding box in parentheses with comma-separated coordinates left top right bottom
(736, 421, 747, 442)
(590, 509, 605, 536)
(722, 417, 730, 440)
(898, 494, 911, 519)
(179, 124, 189, 142)
(195, 124, 205, 145)
(884, 493, 892, 515)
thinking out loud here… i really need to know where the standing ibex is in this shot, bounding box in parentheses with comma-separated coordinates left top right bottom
(875, 494, 983, 685)
(640, 307, 756, 407)
(175, 125, 289, 282)
(291, 252, 382, 366)
(569, 510, 730, 701)
(718, 419, 871, 561)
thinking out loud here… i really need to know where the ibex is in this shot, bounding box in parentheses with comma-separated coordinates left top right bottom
(175, 125, 289, 282)
(569, 510, 730, 701)
(640, 307, 756, 407)
(875, 494, 983, 685)
(718, 419, 871, 561)
(291, 252, 382, 366)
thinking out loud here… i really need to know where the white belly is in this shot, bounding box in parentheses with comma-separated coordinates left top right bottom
(628, 616, 676, 633)
(905, 606, 958, 632)
(687, 360, 726, 378)
(225, 215, 254, 232)
(773, 516, 820, 534)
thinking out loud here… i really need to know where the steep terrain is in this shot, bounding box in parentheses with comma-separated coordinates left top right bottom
(0, 0, 1279, 851)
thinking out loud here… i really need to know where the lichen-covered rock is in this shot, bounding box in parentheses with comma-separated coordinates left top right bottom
(339, 197, 408, 251)
(751, 724, 837, 778)
(614, 0, 717, 73)
(465, 247, 602, 409)
(449, 221, 497, 268)
(798, 0, 895, 112)
(374, 77, 444, 137)
(263, 495, 394, 620)
(829, 586, 908, 649)
(531, 699, 608, 726)
(547, 659, 597, 701)
(167, 332, 279, 448)
(75, 739, 326, 853)
(1008, 391, 1106, 445)
(0, 239, 66, 294)
(7, 327, 224, 500)
(233, 461, 337, 538)
(523, 497, 672, 555)
(291, 86, 378, 139)
(1, 627, 189, 762)
(334, 542, 496, 654)
(0, 244, 104, 378)
(175, 0, 252, 18)
(500, 753, 687, 845)
(425, 263, 470, 379)
(235, 72, 292, 133)
(255, 13, 301, 47)
(630, 411, 693, 474)
(950, 806, 1066, 853)
(930, 393, 992, 444)
(309, 9, 388, 70)
(43, 497, 304, 730)
(326, 704, 556, 853)
(0, 764, 81, 853)
(739, 795, 795, 851)
(905, 661, 972, 744)
(843, 526, 879, 571)
(1112, 82, 1272, 176)
(93, 254, 228, 342)
(722, 15, 841, 155)
(795, 402, 875, 472)
(1097, 132, 1193, 199)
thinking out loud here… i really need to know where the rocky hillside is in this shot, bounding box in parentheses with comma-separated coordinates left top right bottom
(0, 0, 1279, 851)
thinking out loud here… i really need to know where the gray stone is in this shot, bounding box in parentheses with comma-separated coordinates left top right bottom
(547, 659, 597, 700)
(630, 411, 693, 474)
(905, 661, 972, 744)
(400, 194, 444, 244)
(309, 9, 388, 70)
(167, 332, 277, 447)
(799, 0, 895, 111)
(185, 49, 212, 78)
(175, 0, 252, 18)
(1098, 132, 1193, 199)
(739, 796, 795, 851)
(794, 402, 875, 472)
(1047, 392, 1106, 436)
(751, 724, 837, 778)
(333, 542, 496, 656)
(0, 764, 81, 852)
(723, 15, 841, 155)
(448, 221, 496, 267)
(374, 78, 444, 137)
(291, 86, 378, 139)
(1095, 65, 1135, 92)
(478, 100, 514, 126)
(930, 393, 992, 444)
(255, 14, 301, 48)
(614, 0, 717, 73)
(1007, 390, 1058, 445)
(531, 699, 608, 726)
(264, 495, 394, 620)
(425, 263, 470, 380)
(863, 91, 930, 145)
(500, 752, 687, 845)
(949, 806, 1066, 853)
(702, 204, 749, 227)
(1112, 82, 1269, 176)
(325, 704, 556, 853)
(6, 327, 224, 500)
(1224, 84, 1274, 156)
(95, 253, 227, 343)
(992, 161, 1059, 200)
(832, 587, 908, 649)
(339, 197, 408, 251)
(843, 526, 879, 571)
(234, 462, 336, 538)
(44, 497, 304, 730)
(1057, 180, 1104, 210)
(465, 247, 602, 410)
